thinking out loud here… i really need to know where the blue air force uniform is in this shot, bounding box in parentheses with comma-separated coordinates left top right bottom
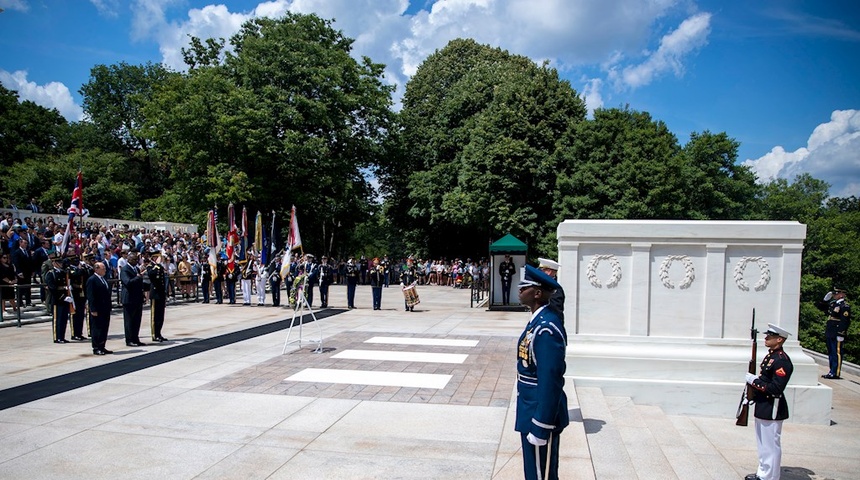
(515, 265, 568, 480)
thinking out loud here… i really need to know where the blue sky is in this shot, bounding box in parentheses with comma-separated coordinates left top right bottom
(2, 0, 859, 197)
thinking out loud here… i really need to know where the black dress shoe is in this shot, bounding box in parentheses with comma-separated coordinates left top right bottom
(93, 349, 107, 355)
(155, 336, 168, 342)
(71, 336, 85, 341)
(102, 349, 114, 354)
(744, 474, 762, 480)
(54, 339, 69, 344)
(822, 374, 840, 379)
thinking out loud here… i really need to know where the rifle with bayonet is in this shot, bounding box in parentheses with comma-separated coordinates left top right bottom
(736, 308, 757, 426)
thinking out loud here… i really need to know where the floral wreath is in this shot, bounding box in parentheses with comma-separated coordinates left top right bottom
(733, 256, 771, 292)
(586, 254, 622, 289)
(658, 255, 696, 289)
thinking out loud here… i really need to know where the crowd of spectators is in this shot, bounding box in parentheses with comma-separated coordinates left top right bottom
(1, 208, 490, 315)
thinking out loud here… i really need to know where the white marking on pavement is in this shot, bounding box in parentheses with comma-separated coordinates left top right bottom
(364, 336, 479, 347)
(332, 349, 468, 364)
(286, 368, 452, 389)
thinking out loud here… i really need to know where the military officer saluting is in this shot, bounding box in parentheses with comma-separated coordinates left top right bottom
(68, 254, 92, 341)
(45, 255, 72, 343)
(146, 250, 169, 342)
(745, 324, 794, 480)
(815, 287, 851, 379)
(515, 265, 568, 480)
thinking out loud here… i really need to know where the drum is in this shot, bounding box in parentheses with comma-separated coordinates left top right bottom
(402, 284, 420, 307)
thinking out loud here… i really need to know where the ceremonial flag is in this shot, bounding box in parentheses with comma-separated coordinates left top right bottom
(254, 210, 263, 259)
(239, 205, 248, 261)
(270, 210, 277, 255)
(227, 203, 237, 270)
(59, 171, 84, 256)
(207, 209, 220, 276)
(279, 206, 302, 279)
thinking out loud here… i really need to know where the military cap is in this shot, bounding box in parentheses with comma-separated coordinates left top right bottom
(764, 323, 792, 339)
(833, 286, 849, 295)
(518, 264, 561, 292)
(538, 257, 561, 271)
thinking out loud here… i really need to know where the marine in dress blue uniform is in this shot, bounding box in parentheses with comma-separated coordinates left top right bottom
(815, 287, 851, 379)
(516, 265, 568, 480)
(744, 323, 793, 480)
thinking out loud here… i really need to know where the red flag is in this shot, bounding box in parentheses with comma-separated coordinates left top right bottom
(60, 171, 84, 255)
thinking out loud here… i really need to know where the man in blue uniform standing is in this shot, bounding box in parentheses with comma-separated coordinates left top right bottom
(745, 323, 794, 480)
(815, 287, 851, 379)
(515, 264, 568, 480)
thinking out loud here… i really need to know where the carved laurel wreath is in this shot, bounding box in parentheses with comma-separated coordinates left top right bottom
(586, 254, 622, 289)
(734, 256, 771, 292)
(658, 255, 695, 289)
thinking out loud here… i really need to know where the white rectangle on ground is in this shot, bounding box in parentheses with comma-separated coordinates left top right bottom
(332, 349, 468, 364)
(286, 368, 452, 389)
(364, 336, 479, 347)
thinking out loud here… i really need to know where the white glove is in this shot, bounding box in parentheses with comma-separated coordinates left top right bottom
(526, 433, 547, 446)
(837, 336, 845, 342)
(824, 291, 833, 301)
(745, 373, 757, 385)
(64, 297, 75, 304)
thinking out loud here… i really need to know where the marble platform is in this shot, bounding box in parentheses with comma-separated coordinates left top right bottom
(557, 220, 832, 424)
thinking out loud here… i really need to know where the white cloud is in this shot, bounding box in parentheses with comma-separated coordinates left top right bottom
(609, 12, 711, 90)
(90, 0, 120, 17)
(743, 110, 860, 198)
(0, 69, 84, 121)
(0, 0, 29, 12)
(580, 77, 604, 117)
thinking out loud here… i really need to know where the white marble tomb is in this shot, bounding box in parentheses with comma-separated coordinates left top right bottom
(557, 220, 831, 424)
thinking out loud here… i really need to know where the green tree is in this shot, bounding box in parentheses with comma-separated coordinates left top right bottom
(392, 38, 586, 257)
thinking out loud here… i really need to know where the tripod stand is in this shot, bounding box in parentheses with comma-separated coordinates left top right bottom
(282, 275, 325, 354)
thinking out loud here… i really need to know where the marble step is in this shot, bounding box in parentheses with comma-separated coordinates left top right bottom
(576, 386, 638, 479)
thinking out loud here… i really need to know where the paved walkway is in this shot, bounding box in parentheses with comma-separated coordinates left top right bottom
(0, 284, 857, 479)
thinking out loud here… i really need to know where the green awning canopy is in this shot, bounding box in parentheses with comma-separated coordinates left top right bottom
(489, 234, 527, 253)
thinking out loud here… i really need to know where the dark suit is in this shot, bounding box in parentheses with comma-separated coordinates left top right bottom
(11, 248, 33, 305)
(86, 273, 112, 352)
(120, 263, 144, 344)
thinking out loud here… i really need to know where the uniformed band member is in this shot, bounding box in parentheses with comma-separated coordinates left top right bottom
(345, 256, 359, 309)
(538, 257, 564, 319)
(400, 257, 418, 312)
(369, 257, 384, 310)
(499, 254, 516, 305)
(86, 262, 113, 355)
(744, 323, 794, 480)
(815, 287, 851, 379)
(45, 255, 72, 343)
(303, 254, 318, 307)
(120, 252, 146, 346)
(318, 255, 333, 308)
(515, 264, 568, 480)
(147, 251, 169, 342)
(240, 254, 256, 306)
(69, 254, 92, 341)
(255, 256, 267, 306)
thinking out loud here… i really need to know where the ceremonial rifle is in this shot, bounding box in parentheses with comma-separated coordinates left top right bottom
(735, 308, 757, 426)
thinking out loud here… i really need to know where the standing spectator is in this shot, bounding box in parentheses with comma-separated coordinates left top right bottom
(11, 238, 34, 306)
(120, 252, 146, 347)
(0, 252, 19, 312)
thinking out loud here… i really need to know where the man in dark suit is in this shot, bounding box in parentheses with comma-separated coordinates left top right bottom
(86, 262, 113, 355)
(11, 238, 33, 307)
(515, 265, 568, 480)
(120, 252, 146, 346)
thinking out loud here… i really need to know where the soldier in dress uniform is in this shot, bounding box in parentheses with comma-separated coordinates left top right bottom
(345, 255, 359, 309)
(224, 258, 238, 304)
(515, 265, 568, 480)
(200, 253, 212, 303)
(815, 287, 851, 379)
(318, 255, 333, 308)
(214, 256, 226, 304)
(359, 256, 369, 285)
(255, 255, 267, 306)
(744, 324, 794, 480)
(369, 257, 384, 310)
(240, 254, 256, 306)
(499, 254, 516, 305)
(267, 254, 282, 307)
(69, 254, 93, 341)
(538, 258, 565, 320)
(45, 255, 72, 343)
(146, 250, 169, 342)
(399, 257, 418, 312)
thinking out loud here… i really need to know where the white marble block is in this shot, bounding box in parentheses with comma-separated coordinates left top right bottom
(557, 220, 831, 424)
